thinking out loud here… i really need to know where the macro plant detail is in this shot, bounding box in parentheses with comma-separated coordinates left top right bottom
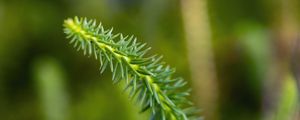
(63, 17, 201, 120)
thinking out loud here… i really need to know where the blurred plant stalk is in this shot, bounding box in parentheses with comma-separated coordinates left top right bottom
(32, 57, 69, 120)
(181, 0, 219, 119)
(264, 0, 300, 119)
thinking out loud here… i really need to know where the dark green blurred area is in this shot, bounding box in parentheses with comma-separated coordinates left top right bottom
(0, 0, 299, 120)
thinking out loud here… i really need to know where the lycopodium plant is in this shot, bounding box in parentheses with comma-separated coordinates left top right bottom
(63, 16, 201, 120)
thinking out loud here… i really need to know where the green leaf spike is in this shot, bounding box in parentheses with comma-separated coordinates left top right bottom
(63, 17, 201, 120)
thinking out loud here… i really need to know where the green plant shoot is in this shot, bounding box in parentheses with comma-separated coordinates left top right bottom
(63, 17, 201, 120)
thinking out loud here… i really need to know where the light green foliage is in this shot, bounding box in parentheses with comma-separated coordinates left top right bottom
(63, 17, 201, 120)
(275, 75, 298, 120)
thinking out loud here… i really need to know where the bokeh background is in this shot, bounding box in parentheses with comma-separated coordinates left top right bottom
(0, 0, 300, 120)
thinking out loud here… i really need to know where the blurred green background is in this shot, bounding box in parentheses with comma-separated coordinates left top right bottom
(0, 0, 299, 120)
